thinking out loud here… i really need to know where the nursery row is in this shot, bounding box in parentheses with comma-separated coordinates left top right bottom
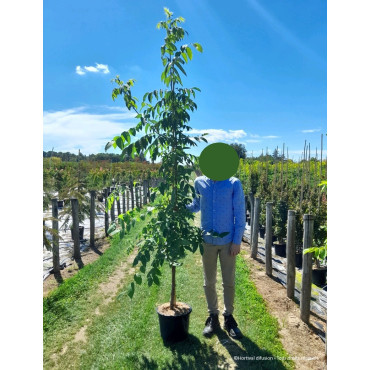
(247, 197, 326, 327)
(44, 177, 165, 275)
(237, 143, 327, 257)
(43, 156, 161, 209)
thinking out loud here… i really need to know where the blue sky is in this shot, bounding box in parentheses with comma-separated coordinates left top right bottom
(43, 0, 327, 161)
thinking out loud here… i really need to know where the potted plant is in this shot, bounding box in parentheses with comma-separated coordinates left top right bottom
(303, 225, 327, 287)
(273, 199, 288, 257)
(259, 204, 266, 239)
(105, 8, 212, 342)
(294, 210, 304, 268)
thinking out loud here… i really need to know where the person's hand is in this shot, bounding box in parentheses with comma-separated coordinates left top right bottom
(230, 243, 241, 256)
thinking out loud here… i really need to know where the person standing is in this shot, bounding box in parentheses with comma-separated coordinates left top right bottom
(185, 174, 246, 339)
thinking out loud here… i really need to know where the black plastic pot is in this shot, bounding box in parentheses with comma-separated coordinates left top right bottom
(57, 200, 64, 208)
(259, 226, 266, 239)
(156, 303, 192, 342)
(98, 195, 104, 202)
(71, 226, 84, 241)
(274, 242, 286, 258)
(312, 268, 327, 287)
(295, 253, 302, 268)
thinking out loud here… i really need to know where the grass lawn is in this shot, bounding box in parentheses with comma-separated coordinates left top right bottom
(44, 203, 294, 369)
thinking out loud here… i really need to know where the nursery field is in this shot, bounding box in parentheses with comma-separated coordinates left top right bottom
(44, 198, 326, 369)
(44, 212, 286, 369)
(42, 7, 328, 369)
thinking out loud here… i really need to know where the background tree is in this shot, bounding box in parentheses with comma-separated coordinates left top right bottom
(230, 142, 247, 159)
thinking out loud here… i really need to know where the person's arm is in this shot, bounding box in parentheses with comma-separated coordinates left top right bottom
(185, 180, 201, 213)
(232, 179, 246, 245)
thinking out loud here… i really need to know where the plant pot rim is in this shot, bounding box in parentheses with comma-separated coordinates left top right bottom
(312, 266, 327, 271)
(156, 302, 192, 317)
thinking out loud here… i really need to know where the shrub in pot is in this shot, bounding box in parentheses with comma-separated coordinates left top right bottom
(105, 8, 210, 342)
(259, 225, 266, 239)
(259, 202, 266, 239)
(273, 199, 288, 257)
(303, 226, 327, 287)
(294, 210, 304, 268)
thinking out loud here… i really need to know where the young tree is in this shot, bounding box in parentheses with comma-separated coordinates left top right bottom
(105, 8, 222, 309)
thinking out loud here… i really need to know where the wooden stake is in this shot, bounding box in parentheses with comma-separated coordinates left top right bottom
(300, 214, 314, 323)
(71, 198, 81, 260)
(122, 185, 126, 213)
(110, 187, 115, 221)
(251, 197, 260, 259)
(265, 202, 273, 276)
(286, 210, 296, 299)
(249, 192, 255, 241)
(90, 191, 96, 249)
(104, 188, 109, 236)
(130, 178, 134, 210)
(51, 198, 60, 273)
(117, 190, 121, 216)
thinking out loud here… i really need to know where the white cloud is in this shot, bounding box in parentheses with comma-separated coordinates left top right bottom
(187, 129, 247, 143)
(75, 66, 86, 75)
(75, 63, 110, 75)
(43, 106, 137, 154)
(95, 63, 109, 73)
(301, 129, 321, 133)
(249, 134, 280, 139)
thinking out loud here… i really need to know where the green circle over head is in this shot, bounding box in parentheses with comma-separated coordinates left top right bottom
(199, 143, 239, 181)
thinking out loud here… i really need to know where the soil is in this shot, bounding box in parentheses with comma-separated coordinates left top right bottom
(240, 243, 327, 370)
(157, 302, 192, 316)
(43, 236, 111, 297)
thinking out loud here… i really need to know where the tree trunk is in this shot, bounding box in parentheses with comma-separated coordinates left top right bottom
(170, 266, 176, 309)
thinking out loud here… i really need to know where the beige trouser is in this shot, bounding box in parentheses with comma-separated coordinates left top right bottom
(202, 241, 236, 316)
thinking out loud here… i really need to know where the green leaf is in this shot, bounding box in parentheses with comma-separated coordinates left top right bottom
(105, 141, 113, 151)
(122, 131, 131, 144)
(153, 275, 160, 286)
(107, 222, 116, 235)
(127, 282, 135, 299)
(186, 46, 193, 60)
(193, 43, 203, 52)
(134, 273, 142, 285)
(175, 61, 187, 76)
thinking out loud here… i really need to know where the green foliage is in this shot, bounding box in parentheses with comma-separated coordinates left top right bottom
(58, 160, 104, 231)
(304, 224, 327, 267)
(229, 142, 247, 159)
(105, 8, 212, 301)
(273, 200, 288, 243)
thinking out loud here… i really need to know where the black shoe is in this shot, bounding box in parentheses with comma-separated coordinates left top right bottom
(203, 314, 220, 337)
(223, 314, 243, 339)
